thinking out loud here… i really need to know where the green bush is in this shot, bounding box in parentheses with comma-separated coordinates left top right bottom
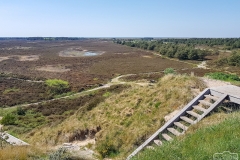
(45, 79, 69, 94)
(205, 72, 240, 82)
(97, 137, 119, 158)
(164, 68, 176, 75)
(1, 113, 16, 125)
(103, 92, 111, 97)
(17, 107, 25, 116)
(155, 102, 161, 108)
(49, 148, 70, 160)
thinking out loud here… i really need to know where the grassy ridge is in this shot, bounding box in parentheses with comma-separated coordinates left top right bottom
(133, 112, 240, 160)
(25, 74, 205, 158)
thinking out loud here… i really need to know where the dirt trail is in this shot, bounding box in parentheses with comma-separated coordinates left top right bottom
(201, 77, 231, 88)
(4, 74, 153, 110)
(197, 61, 209, 69)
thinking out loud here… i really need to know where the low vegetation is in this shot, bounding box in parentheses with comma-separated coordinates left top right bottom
(1, 85, 128, 140)
(45, 79, 70, 95)
(215, 51, 240, 67)
(23, 74, 205, 158)
(0, 146, 45, 160)
(133, 111, 240, 160)
(0, 77, 73, 108)
(3, 87, 20, 94)
(164, 68, 176, 75)
(205, 72, 240, 82)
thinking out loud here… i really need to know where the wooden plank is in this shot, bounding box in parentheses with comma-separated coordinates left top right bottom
(180, 116, 195, 124)
(187, 111, 201, 118)
(167, 128, 181, 136)
(174, 122, 188, 131)
(162, 134, 173, 141)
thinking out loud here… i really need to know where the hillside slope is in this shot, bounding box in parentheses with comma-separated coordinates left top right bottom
(24, 74, 205, 158)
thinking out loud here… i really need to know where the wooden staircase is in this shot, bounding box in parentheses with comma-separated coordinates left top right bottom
(126, 88, 229, 160)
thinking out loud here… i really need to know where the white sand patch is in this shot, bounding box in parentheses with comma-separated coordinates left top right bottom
(36, 65, 70, 72)
(0, 55, 39, 62)
(197, 61, 209, 69)
(2, 47, 32, 50)
(17, 55, 39, 61)
(201, 77, 231, 88)
(142, 55, 152, 58)
(0, 57, 10, 62)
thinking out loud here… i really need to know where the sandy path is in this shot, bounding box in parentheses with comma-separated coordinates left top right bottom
(201, 77, 231, 88)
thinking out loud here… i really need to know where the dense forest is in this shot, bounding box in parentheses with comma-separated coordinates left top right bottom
(114, 38, 240, 61)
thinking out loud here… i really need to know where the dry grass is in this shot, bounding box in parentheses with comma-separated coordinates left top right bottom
(24, 74, 206, 158)
(0, 146, 44, 160)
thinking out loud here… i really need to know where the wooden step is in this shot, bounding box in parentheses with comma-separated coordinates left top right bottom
(204, 95, 218, 101)
(167, 128, 181, 136)
(174, 122, 188, 131)
(193, 105, 207, 112)
(187, 111, 201, 118)
(153, 140, 162, 146)
(162, 133, 173, 141)
(199, 100, 212, 106)
(180, 116, 195, 124)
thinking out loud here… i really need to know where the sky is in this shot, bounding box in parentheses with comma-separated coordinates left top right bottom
(0, 0, 240, 37)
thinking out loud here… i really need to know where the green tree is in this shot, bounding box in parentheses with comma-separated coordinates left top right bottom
(176, 51, 188, 60)
(188, 49, 199, 60)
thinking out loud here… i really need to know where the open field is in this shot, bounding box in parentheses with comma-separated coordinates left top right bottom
(0, 75, 50, 107)
(0, 40, 211, 85)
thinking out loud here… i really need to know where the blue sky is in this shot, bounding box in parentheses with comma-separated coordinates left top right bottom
(0, 0, 240, 37)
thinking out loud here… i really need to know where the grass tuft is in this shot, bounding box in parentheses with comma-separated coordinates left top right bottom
(205, 72, 240, 82)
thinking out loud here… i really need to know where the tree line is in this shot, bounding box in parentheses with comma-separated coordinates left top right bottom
(114, 38, 240, 60)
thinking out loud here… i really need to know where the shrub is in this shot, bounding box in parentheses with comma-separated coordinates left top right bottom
(49, 148, 70, 160)
(1, 113, 16, 125)
(205, 72, 240, 82)
(164, 68, 176, 75)
(17, 107, 25, 116)
(155, 101, 161, 108)
(97, 137, 119, 158)
(45, 79, 69, 94)
(103, 92, 111, 97)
